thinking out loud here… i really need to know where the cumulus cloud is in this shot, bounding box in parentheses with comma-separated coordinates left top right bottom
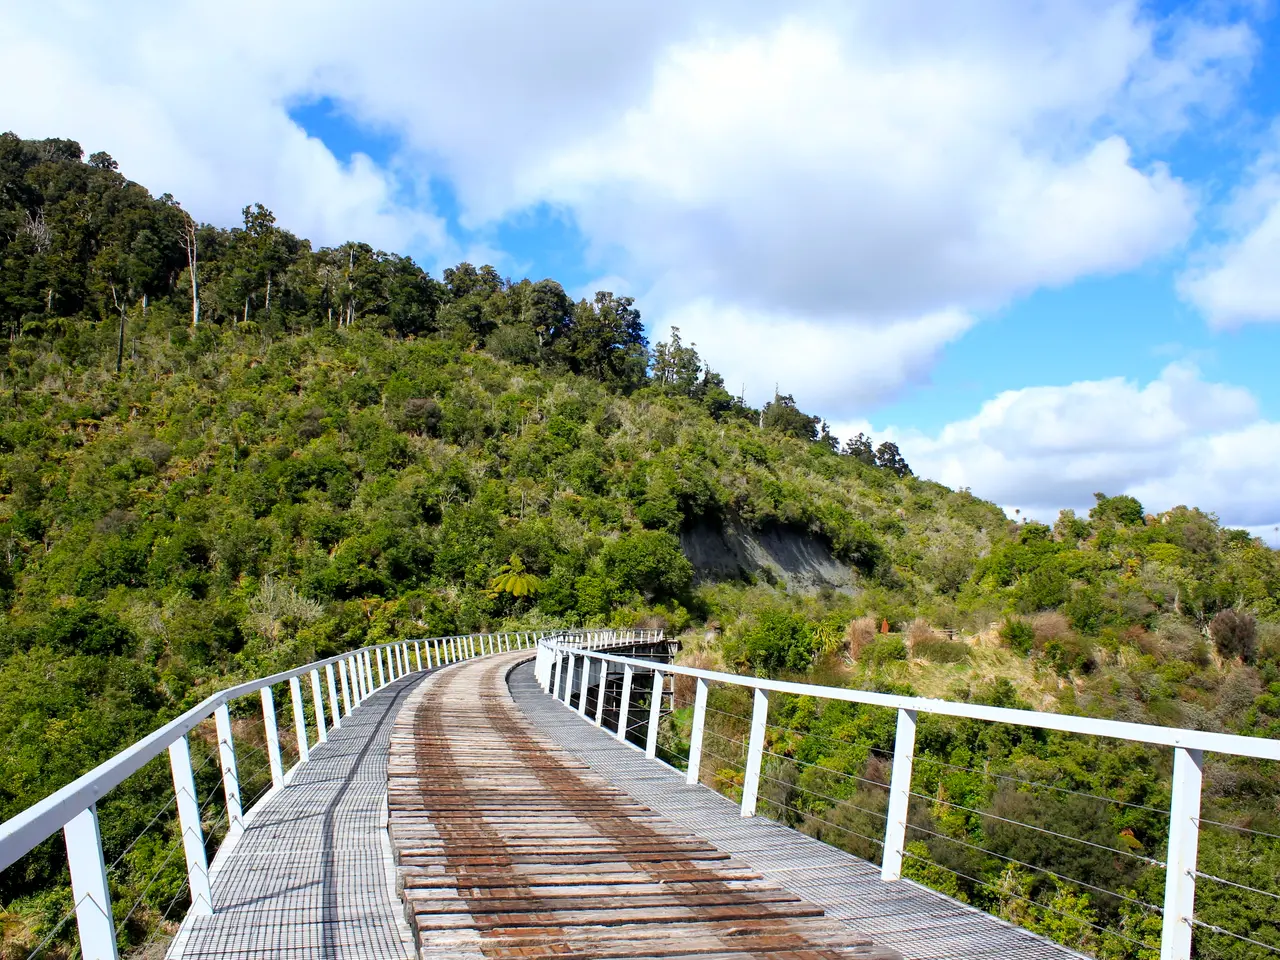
(884, 363, 1278, 527)
(657, 301, 973, 415)
(1179, 129, 1280, 326)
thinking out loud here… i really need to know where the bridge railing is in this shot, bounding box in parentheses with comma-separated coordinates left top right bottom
(538, 637, 1280, 960)
(0, 628, 636, 960)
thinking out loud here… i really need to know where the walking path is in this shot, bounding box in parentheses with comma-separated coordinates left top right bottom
(167, 672, 421, 960)
(507, 657, 1085, 960)
(390, 651, 898, 959)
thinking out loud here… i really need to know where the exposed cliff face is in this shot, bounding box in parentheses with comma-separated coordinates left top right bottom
(680, 521, 853, 592)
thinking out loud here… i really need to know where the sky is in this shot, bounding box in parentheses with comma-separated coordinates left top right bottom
(3, 0, 1280, 542)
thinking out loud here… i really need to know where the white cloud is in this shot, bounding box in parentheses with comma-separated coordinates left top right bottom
(884, 363, 1279, 528)
(659, 301, 973, 414)
(1180, 129, 1280, 326)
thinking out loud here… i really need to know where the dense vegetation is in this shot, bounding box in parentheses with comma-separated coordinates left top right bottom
(1, 133, 1278, 958)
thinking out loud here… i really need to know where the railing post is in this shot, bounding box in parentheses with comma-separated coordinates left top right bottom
(470, 635, 478, 657)
(214, 704, 244, 841)
(415, 641, 423, 671)
(646, 669, 664, 759)
(550, 650, 562, 698)
(64, 805, 118, 960)
(881, 707, 918, 880)
(324, 664, 341, 728)
(310, 669, 328, 743)
(289, 677, 310, 764)
(364, 650, 374, 693)
(617, 664, 634, 743)
(578, 656, 592, 717)
(1161, 747, 1204, 960)
(565, 653, 577, 705)
(377, 648, 386, 687)
(595, 660, 608, 726)
(434, 638, 442, 664)
(741, 687, 769, 817)
(339, 659, 354, 713)
(261, 686, 284, 788)
(687, 678, 708, 785)
(169, 734, 213, 915)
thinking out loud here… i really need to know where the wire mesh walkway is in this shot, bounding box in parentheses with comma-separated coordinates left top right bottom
(506, 657, 1087, 960)
(166, 672, 423, 960)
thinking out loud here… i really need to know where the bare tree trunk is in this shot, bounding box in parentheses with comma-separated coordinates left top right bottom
(243, 297, 250, 326)
(142, 293, 148, 317)
(265, 273, 272, 314)
(110, 283, 126, 373)
(182, 214, 200, 327)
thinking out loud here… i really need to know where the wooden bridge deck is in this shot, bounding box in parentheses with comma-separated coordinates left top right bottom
(389, 652, 899, 959)
(169, 647, 1086, 960)
(504, 657, 1085, 960)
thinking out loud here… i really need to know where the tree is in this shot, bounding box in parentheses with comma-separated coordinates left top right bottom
(842, 432, 875, 465)
(1209, 609, 1257, 663)
(874, 441, 911, 477)
(1090, 492, 1144, 526)
(651, 327, 703, 395)
(761, 393, 819, 442)
(553, 292, 648, 390)
(488, 555, 541, 599)
(177, 205, 199, 327)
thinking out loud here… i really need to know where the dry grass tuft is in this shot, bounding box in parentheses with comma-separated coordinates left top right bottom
(844, 617, 878, 660)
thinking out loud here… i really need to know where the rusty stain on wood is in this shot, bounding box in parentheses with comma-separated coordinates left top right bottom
(388, 652, 901, 959)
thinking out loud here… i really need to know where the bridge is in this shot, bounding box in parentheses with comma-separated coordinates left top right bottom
(2, 631, 1278, 960)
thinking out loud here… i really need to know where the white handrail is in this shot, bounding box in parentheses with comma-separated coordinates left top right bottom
(0, 627, 653, 960)
(539, 636, 1280, 960)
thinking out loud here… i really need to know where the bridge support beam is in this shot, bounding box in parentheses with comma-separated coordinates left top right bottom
(64, 805, 118, 960)
(686, 678, 708, 785)
(1161, 746, 1203, 960)
(595, 659, 608, 727)
(645, 669, 663, 760)
(741, 688, 768, 817)
(169, 733, 214, 915)
(881, 708, 918, 881)
(310, 669, 328, 743)
(617, 664, 634, 743)
(289, 677, 310, 764)
(261, 686, 284, 788)
(215, 704, 244, 841)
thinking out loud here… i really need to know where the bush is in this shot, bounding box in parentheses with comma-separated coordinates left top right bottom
(999, 617, 1035, 655)
(731, 610, 815, 673)
(844, 617, 877, 659)
(905, 617, 939, 649)
(863, 636, 908, 667)
(913, 638, 970, 664)
(1209, 609, 1257, 663)
(1031, 611, 1070, 644)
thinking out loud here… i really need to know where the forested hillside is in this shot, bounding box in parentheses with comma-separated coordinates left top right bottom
(3, 133, 1279, 958)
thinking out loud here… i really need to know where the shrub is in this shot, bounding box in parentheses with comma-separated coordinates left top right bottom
(863, 636, 908, 667)
(913, 638, 970, 664)
(1042, 635, 1097, 677)
(844, 617, 877, 659)
(1209, 609, 1257, 663)
(905, 617, 939, 649)
(999, 617, 1035, 655)
(1031, 611, 1070, 644)
(731, 610, 815, 673)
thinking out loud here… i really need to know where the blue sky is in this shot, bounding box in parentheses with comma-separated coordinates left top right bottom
(5, 0, 1280, 539)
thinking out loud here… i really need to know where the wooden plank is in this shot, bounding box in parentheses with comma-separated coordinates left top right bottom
(388, 653, 902, 960)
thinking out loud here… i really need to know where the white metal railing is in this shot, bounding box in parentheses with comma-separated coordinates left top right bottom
(0, 628, 645, 960)
(537, 637, 1280, 960)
